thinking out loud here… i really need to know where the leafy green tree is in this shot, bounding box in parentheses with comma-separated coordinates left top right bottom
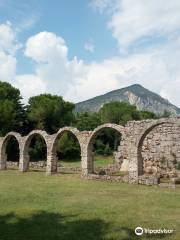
(27, 94, 75, 134)
(99, 101, 157, 125)
(56, 132, 80, 160)
(0, 81, 26, 136)
(74, 112, 102, 131)
(104, 143, 112, 156)
(139, 110, 157, 120)
(28, 135, 47, 161)
(99, 101, 141, 125)
(92, 129, 121, 156)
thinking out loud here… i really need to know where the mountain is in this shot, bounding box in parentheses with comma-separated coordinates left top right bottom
(75, 84, 180, 115)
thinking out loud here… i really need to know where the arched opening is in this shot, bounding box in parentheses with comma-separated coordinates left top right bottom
(137, 122, 180, 182)
(24, 134, 47, 171)
(52, 130, 81, 173)
(1, 135, 20, 169)
(88, 127, 125, 176)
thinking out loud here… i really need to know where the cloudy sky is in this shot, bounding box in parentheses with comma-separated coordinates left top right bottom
(0, 0, 180, 106)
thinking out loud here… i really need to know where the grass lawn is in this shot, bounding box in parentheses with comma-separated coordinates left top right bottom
(60, 155, 114, 168)
(0, 171, 180, 240)
(59, 159, 81, 168)
(94, 155, 114, 167)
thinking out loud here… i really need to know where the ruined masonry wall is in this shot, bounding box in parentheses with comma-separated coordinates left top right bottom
(142, 123, 180, 175)
(1, 118, 180, 185)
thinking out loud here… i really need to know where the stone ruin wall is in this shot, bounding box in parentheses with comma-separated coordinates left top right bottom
(114, 118, 180, 182)
(141, 123, 180, 177)
(1, 118, 180, 185)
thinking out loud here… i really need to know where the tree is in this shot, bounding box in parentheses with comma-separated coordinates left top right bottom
(28, 135, 47, 161)
(92, 129, 121, 156)
(56, 132, 80, 160)
(27, 94, 75, 134)
(139, 110, 157, 120)
(99, 101, 141, 125)
(99, 101, 157, 125)
(74, 112, 102, 131)
(162, 110, 171, 118)
(0, 81, 26, 136)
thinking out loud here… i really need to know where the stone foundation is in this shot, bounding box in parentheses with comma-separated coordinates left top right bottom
(83, 174, 129, 183)
(6, 161, 81, 172)
(138, 175, 160, 185)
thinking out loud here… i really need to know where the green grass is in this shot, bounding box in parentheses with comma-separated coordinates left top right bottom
(59, 155, 114, 168)
(94, 155, 114, 167)
(59, 159, 81, 168)
(0, 171, 180, 240)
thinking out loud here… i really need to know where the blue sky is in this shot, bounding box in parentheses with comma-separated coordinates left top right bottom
(0, 0, 180, 106)
(0, 0, 117, 70)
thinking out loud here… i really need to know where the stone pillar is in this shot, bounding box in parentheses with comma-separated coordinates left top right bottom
(19, 138, 29, 172)
(46, 135, 58, 175)
(129, 161, 138, 183)
(128, 145, 139, 183)
(19, 154, 29, 172)
(79, 131, 93, 176)
(46, 153, 57, 175)
(0, 138, 6, 170)
(81, 150, 94, 175)
(0, 152, 6, 170)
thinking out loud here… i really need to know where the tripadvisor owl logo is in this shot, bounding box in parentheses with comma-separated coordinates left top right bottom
(135, 226, 174, 236)
(135, 227, 143, 236)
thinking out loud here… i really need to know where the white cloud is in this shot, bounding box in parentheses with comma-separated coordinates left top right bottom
(25, 32, 68, 62)
(106, 0, 180, 50)
(0, 22, 18, 83)
(23, 32, 85, 99)
(0, 21, 15, 52)
(91, 1, 180, 49)
(84, 39, 94, 53)
(23, 31, 122, 103)
(0, 51, 16, 82)
(65, 58, 120, 102)
(0, 21, 20, 54)
(90, 0, 113, 13)
(15, 74, 47, 101)
(161, 79, 180, 107)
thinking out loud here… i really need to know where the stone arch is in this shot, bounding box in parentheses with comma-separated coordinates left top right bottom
(47, 127, 81, 174)
(0, 132, 22, 170)
(86, 123, 125, 174)
(137, 118, 180, 176)
(21, 130, 49, 172)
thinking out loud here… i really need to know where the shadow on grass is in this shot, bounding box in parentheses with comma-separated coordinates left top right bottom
(0, 212, 172, 240)
(29, 169, 46, 172)
(0, 211, 108, 240)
